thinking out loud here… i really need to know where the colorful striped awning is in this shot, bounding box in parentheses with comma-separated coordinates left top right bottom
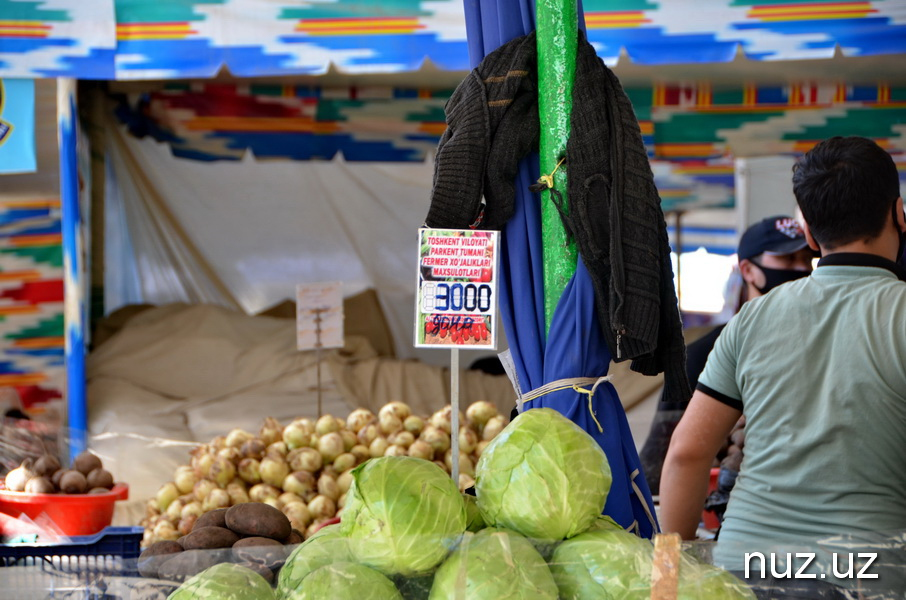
(1, 0, 905, 79)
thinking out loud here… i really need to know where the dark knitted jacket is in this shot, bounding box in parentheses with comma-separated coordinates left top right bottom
(426, 31, 691, 404)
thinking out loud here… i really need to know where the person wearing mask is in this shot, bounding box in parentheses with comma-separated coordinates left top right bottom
(639, 215, 814, 493)
(660, 136, 906, 597)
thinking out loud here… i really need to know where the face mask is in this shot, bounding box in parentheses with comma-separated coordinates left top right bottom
(750, 261, 810, 295)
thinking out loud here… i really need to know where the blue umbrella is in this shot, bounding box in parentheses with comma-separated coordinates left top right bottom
(462, 0, 660, 537)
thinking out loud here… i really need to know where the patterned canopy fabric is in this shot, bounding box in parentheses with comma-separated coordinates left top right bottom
(1, 0, 905, 79)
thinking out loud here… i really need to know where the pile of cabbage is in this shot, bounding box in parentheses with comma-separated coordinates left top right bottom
(178, 408, 755, 600)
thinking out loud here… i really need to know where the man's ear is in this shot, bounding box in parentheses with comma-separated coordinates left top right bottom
(801, 220, 820, 251)
(896, 197, 906, 232)
(739, 258, 757, 284)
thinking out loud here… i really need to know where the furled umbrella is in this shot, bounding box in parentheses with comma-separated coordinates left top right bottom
(426, 0, 690, 538)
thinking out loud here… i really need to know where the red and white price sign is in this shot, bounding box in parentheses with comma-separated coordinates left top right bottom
(414, 228, 498, 349)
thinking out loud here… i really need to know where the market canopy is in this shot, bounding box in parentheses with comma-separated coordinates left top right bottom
(2, 0, 906, 80)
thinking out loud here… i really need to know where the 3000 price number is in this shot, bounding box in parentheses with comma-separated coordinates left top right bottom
(421, 282, 492, 313)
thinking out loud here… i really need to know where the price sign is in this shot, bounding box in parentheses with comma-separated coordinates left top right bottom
(296, 282, 344, 351)
(414, 228, 498, 349)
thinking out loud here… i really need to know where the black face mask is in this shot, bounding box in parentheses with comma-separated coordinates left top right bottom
(750, 261, 810, 295)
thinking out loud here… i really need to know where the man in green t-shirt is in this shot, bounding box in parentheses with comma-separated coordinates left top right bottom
(660, 136, 906, 596)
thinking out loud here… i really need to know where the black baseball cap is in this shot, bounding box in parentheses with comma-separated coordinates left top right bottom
(738, 215, 809, 261)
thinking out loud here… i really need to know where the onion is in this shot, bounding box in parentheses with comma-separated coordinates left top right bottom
(458, 474, 475, 492)
(174, 465, 197, 495)
(429, 409, 452, 434)
(369, 437, 389, 458)
(227, 480, 250, 505)
(178, 515, 197, 536)
(337, 471, 354, 494)
(384, 444, 407, 457)
(249, 483, 281, 503)
(308, 495, 337, 520)
(333, 452, 356, 473)
(238, 458, 262, 485)
(475, 440, 490, 458)
(203, 488, 231, 512)
(407, 440, 434, 461)
(458, 427, 478, 455)
(340, 430, 357, 452)
(403, 415, 425, 435)
(350, 445, 370, 464)
(225, 428, 254, 449)
(346, 408, 376, 433)
(316, 414, 340, 436)
(357, 424, 380, 446)
(466, 400, 498, 428)
(156, 483, 179, 512)
(258, 417, 284, 446)
(288, 447, 322, 473)
(379, 401, 411, 422)
(259, 456, 290, 488)
(444, 451, 474, 477)
(337, 492, 347, 510)
(420, 425, 451, 454)
(279, 492, 304, 506)
(388, 431, 415, 448)
(283, 422, 312, 450)
(266, 441, 289, 459)
(433, 460, 449, 473)
(210, 435, 227, 452)
(239, 438, 266, 459)
(264, 496, 283, 511)
(482, 415, 507, 441)
(192, 452, 215, 479)
(283, 501, 313, 531)
(217, 446, 242, 464)
(379, 412, 403, 435)
(181, 501, 204, 520)
(318, 432, 345, 464)
(334, 416, 346, 431)
(153, 520, 180, 542)
(282, 471, 316, 497)
(193, 479, 217, 502)
(166, 498, 184, 521)
(317, 473, 340, 501)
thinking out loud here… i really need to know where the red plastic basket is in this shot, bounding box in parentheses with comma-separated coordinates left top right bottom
(0, 484, 128, 537)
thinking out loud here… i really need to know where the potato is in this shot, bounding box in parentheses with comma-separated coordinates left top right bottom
(25, 476, 55, 494)
(284, 529, 304, 545)
(192, 507, 228, 531)
(59, 470, 88, 494)
(181, 525, 239, 550)
(138, 540, 184, 578)
(231, 536, 286, 570)
(72, 451, 103, 476)
(157, 548, 225, 582)
(238, 561, 274, 584)
(225, 502, 291, 541)
(86, 468, 114, 490)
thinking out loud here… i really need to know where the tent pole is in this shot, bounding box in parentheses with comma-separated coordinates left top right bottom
(59, 78, 87, 462)
(537, 0, 579, 336)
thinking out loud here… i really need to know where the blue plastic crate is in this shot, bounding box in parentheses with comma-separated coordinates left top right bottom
(0, 526, 143, 575)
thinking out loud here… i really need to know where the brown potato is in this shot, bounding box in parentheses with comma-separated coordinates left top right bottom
(192, 507, 228, 531)
(59, 470, 88, 494)
(225, 502, 291, 541)
(238, 561, 274, 584)
(72, 451, 103, 476)
(138, 540, 184, 578)
(232, 536, 286, 570)
(157, 548, 224, 582)
(25, 476, 55, 494)
(180, 525, 239, 550)
(86, 468, 114, 490)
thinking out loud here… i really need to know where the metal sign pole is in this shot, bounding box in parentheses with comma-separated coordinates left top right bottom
(314, 307, 324, 418)
(450, 347, 460, 485)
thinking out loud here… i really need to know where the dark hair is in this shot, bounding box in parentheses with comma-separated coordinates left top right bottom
(792, 136, 900, 249)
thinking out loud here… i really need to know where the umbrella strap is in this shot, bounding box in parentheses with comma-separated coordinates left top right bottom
(521, 375, 612, 433)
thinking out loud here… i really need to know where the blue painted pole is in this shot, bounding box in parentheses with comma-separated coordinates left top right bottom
(58, 78, 87, 462)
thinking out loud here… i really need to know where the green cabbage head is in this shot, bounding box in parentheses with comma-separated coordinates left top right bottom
(285, 562, 403, 600)
(475, 407, 611, 541)
(167, 563, 275, 600)
(277, 523, 354, 598)
(550, 529, 756, 600)
(550, 528, 654, 600)
(463, 494, 486, 533)
(341, 456, 466, 576)
(429, 528, 558, 600)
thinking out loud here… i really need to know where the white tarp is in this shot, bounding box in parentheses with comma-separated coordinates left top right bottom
(103, 118, 440, 362)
